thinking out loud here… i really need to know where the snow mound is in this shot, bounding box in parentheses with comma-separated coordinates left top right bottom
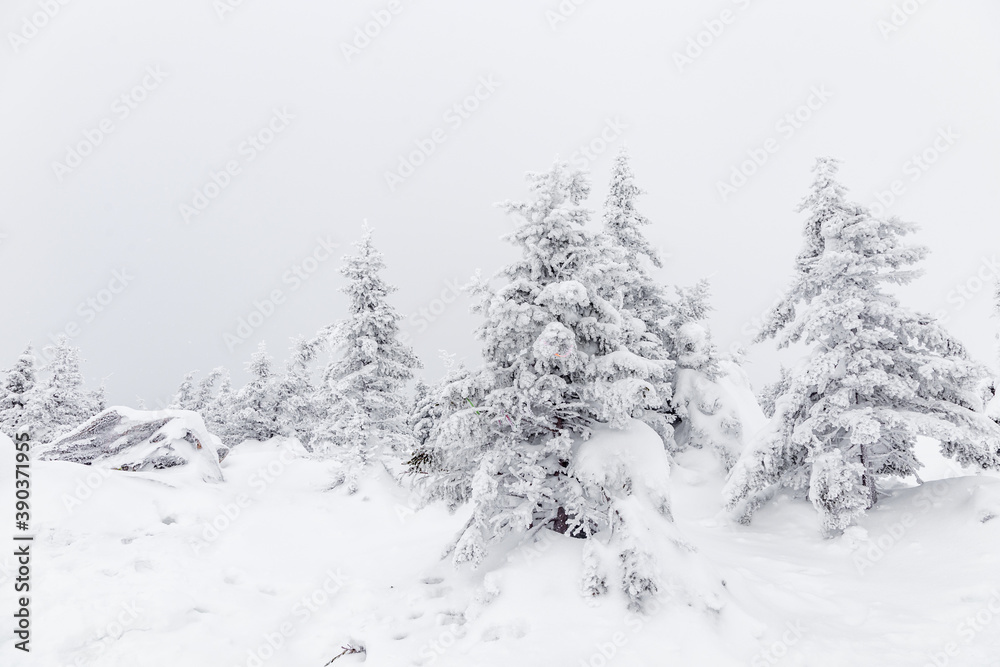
(36, 406, 225, 483)
(673, 357, 767, 469)
(571, 420, 731, 614)
(574, 418, 674, 519)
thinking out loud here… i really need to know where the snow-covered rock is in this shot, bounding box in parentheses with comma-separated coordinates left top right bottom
(36, 406, 225, 483)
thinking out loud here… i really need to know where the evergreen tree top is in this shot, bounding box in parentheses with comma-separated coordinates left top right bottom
(497, 161, 596, 285)
(603, 147, 662, 269)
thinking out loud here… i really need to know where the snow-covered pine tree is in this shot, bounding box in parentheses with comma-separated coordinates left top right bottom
(408, 379, 434, 457)
(438, 161, 671, 584)
(598, 147, 677, 445)
(228, 342, 281, 445)
(170, 371, 198, 410)
(88, 383, 106, 415)
(274, 336, 320, 445)
(0, 345, 38, 438)
(757, 365, 792, 419)
(405, 356, 486, 510)
(724, 157, 1000, 535)
(599, 148, 739, 467)
(203, 369, 234, 446)
(194, 367, 228, 412)
(24, 336, 103, 443)
(666, 280, 723, 378)
(311, 226, 422, 490)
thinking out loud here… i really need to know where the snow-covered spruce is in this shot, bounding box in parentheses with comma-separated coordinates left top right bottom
(36, 406, 225, 483)
(226, 342, 283, 446)
(724, 157, 1000, 535)
(193, 367, 228, 413)
(311, 225, 422, 492)
(417, 161, 676, 607)
(202, 368, 234, 452)
(0, 344, 38, 438)
(406, 355, 487, 511)
(600, 148, 741, 465)
(273, 336, 322, 445)
(597, 148, 677, 445)
(194, 336, 323, 452)
(169, 370, 198, 411)
(18, 336, 104, 444)
(756, 365, 792, 419)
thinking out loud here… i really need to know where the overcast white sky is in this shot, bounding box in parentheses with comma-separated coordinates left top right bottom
(2, 0, 999, 405)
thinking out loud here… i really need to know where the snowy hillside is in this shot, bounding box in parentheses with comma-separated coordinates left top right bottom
(4, 425, 1000, 666)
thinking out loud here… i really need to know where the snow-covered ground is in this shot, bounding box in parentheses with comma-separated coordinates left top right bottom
(4, 424, 1000, 667)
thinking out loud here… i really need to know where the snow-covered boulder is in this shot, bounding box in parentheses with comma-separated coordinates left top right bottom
(36, 407, 225, 483)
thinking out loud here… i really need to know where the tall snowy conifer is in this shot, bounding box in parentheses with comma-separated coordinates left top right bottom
(724, 157, 1000, 534)
(170, 371, 198, 410)
(274, 336, 320, 444)
(312, 226, 422, 490)
(439, 161, 670, 568)
(598, 148, 677, 443)
(599, 148, 732, 466)
(406, 354, 485, 510)
(194, 367, 228, 412)
(0, 345, 38, 438)
(204, 369, 235, 445)
(228, 342, 281, 444)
